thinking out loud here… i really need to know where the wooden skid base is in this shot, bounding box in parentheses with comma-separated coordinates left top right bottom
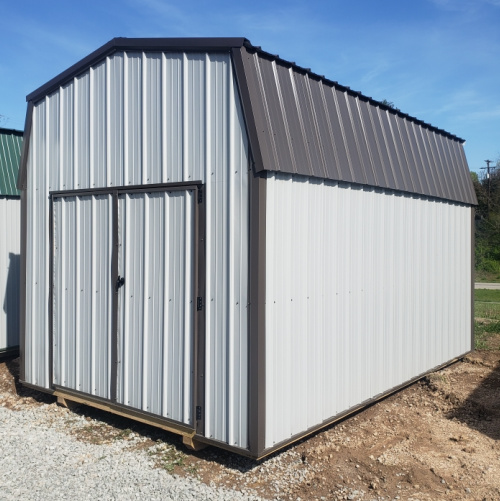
(182, 435, 207, 451)
(54, 390, 202, 449)
(56, 395, 80, 410)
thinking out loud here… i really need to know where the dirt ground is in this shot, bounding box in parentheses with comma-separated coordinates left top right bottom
(1, 337, 499, 501)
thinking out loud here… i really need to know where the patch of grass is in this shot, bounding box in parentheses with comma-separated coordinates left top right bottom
(475, 289, 500, 303)
(148, 442, 189, 474)
(474, 289, 500, 350)
(475, 302, 500, 320)
(474, 320, 500, 350)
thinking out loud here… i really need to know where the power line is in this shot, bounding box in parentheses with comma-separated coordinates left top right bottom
(480, 160, 498, 215)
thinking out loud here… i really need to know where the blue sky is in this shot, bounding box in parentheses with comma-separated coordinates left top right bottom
(1, 0, 499, 173)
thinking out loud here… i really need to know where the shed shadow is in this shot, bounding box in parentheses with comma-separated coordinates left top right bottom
(3, 252, 20, 350)
(4, 357, 55, 404)
(446, 356, 500, 440)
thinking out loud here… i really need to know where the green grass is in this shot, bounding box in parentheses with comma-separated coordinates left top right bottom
(475, 288, 500, 303)
(474, 289, 500, 350)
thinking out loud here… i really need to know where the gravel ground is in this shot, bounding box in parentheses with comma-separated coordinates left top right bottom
(1, 348, 499, 501)
(0, 403, 261, 501)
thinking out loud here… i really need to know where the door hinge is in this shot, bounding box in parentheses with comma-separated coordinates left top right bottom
(196, 297, 203, 311)
(196, 405, 202, 421)
(197, 188, 203, 204)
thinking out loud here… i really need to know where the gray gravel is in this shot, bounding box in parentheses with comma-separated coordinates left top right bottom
(0, 405, 261, 500)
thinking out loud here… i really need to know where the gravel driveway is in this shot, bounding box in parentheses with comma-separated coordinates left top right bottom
(0, 403, 261, 501)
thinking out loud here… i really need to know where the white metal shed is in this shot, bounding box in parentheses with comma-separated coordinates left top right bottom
(0, 128, 21, 358)
(18, 38, 476, 458)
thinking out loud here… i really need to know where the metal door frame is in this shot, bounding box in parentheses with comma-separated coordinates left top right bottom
(49, 181, 206, 434)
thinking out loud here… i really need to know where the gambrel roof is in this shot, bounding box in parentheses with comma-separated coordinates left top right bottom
(19, 37, 477, 205)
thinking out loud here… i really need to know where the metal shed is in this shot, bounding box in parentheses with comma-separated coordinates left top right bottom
(0, 128, 21, 358)
(18, 37, 477, 458)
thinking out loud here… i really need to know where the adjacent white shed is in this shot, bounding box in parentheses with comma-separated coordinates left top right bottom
(18, 38, 477, 458)
(0, 128, 21, 357)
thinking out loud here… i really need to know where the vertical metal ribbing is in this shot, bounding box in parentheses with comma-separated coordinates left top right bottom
(183, 192, 193, 424)
(142, 192, 150, 410)
(110, 190, 119, 402)
(228, 58, 235, 445)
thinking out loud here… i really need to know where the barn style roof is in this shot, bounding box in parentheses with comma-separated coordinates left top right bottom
(20, 37, 477, 205)
(0, 128, 22, 196)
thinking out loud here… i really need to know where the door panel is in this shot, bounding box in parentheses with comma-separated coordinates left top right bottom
(52, 194, 113, 398)
(115, 190, 195, 425)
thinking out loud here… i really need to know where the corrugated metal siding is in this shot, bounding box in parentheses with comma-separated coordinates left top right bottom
(24, 51, 249, 448)
(116, 190, 194, 424)
(0, 198, 20, 351)
(240, 48, 476, 206)
(0, 129, 22, 196)
(52, 194, 113, 397)
(264, 173, 472, 448)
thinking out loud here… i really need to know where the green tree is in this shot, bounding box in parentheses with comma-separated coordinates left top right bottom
(474, 161, 500, 274)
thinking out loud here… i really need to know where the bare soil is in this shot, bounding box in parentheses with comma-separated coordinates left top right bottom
(1, 337, 499, 501)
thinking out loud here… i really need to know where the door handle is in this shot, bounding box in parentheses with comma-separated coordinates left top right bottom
(116, 275, 125, 291)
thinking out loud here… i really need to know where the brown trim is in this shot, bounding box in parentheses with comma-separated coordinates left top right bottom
(27, 38, 248, 104)
(48, 197, 54, 387)
(193, 186, 206, 435)
(52, 385, 195, 436)
(17, 101, 34, 191)
(20, 380, 55, 395)
(471, 207, 476, 350)
(247, 169, 267, 457)
(27, 37, 464, 144)
(19, 190, 27, 382)
(50, 181, 200, 198)
(17, 102, 33, 383)
(230, 47, 265, 174)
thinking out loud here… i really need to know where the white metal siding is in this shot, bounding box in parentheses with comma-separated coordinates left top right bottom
(24, 52, 249, 448)
(52, 195, 113, 397)
(265, 173, 472, 448)
(0, 198, 20, 352)
(116, 190, 194, 425)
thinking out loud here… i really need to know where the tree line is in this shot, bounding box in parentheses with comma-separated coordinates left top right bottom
(472, 160, 500, 274)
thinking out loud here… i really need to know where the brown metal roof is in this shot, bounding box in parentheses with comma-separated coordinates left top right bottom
(234, 45, 477, 205)
(20, 37, 477, 205)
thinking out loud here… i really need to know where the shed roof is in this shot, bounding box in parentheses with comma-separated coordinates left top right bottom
(0, 128, 22, 197)
(20, 37, 476, 205)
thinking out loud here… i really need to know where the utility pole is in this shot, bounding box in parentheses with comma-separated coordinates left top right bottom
(481, 160, 496, 215)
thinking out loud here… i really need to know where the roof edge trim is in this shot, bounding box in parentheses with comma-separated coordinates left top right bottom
(242, 45, 465, 144)
(27, 37, 249, 103)
(0, 128, 23, 136)
(17, 101, 33, 191)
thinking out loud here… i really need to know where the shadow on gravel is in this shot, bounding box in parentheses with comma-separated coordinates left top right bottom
(5, 357, 54, 404)
(2, 355, 269, 471)
(446, 357, 500, 441)
(54, 400, 268, 472)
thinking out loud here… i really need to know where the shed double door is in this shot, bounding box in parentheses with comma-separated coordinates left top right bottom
(51, 186, 198, 427)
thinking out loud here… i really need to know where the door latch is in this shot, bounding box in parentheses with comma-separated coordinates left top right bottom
(116, 275, 125, 291)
